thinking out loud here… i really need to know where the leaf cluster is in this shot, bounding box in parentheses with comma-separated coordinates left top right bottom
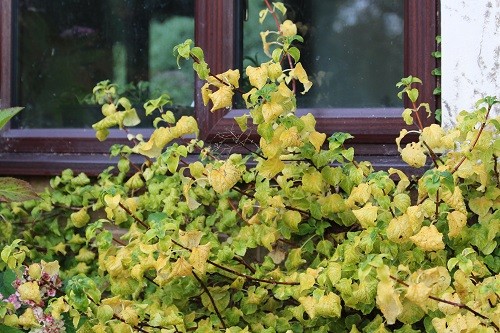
(0, 2, 499, 333)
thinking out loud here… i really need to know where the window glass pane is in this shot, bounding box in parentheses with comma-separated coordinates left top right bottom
(244, 0, 404, 108)
(13, 0, 194, 128)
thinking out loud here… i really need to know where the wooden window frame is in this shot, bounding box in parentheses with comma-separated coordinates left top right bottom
(0, 0, 439, 176)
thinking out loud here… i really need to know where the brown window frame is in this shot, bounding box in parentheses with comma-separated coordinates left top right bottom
(0, 0, 439, 176)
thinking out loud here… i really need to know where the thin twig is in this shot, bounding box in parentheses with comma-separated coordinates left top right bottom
(192, 271, 227, 329)
(118, 202, 148, 229)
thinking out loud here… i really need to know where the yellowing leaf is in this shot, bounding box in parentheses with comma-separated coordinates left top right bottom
(299, 296, 317, 319)
(376, 266, 403, 325)
(447, 210, 467, 238)
(178, 230, 203, 249)
(262, 100, 285, 123)
(410, 225, 445, 251)
(18, 281, 42, 304)
(289, 62, 312, 94)
(246, 65, 268, 89)
(71, 208, 91, 228)
(468, 196, 492, 217)
(299, 272, 316, 293)
(280, 20, 297, 37)
(267, 62, 283, 81)
(18, 308, 40, 329)
(104, 193, 121, 209)
(320, 194, 347, 215)
(401, 142, 427, 168)
(309, 131, 326, 152)
(207, 160, 241, 194)
(386, 215, 413, 243)
(405, 282, 431, 308)
(208, 85, 234, 112)
(201, 82, 211, 105)
(352, 203, 378, 228)
(421, 124, 445, 151)
(283, 210, 302, 231)
(189, 243, 211, 274)
(279, 126, 302, 148)
(316, 292, 342, 318)
(257, 156, 285, 179)
(209, 69, 240, 88)
(170, 257, 192, 278)
(302, 170, 323, 194)
(348, 183, 371, 207)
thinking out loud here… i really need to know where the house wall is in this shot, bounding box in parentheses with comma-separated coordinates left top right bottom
(441, 0, 500, 127)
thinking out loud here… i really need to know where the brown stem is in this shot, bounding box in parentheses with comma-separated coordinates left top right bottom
(118, 202, 149, 229)
(390, 275, 499, 331)
(192, 271, 227, 329)
(494, 154, 499, 185)
(112, 237, 127, 246)
(451, 104, 492, 174)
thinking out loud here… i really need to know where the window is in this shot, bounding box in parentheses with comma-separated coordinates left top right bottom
(0, 0, 439, 176)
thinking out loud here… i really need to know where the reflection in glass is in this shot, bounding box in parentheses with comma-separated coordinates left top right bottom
(244, 0, 404, 109)
(14, 0, 194, 128)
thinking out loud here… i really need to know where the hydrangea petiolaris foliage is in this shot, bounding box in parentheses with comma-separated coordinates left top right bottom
(1, 1, 499, 332)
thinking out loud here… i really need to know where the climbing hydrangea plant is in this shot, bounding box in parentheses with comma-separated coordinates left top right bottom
(1, 1, 499, 332)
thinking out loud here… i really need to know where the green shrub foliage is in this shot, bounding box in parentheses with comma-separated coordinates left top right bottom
(1, 2, 499, 332)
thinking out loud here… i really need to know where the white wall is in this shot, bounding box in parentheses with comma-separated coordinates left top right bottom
(441, 0, 500, 127)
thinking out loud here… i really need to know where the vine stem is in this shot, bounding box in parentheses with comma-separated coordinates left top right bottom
(451, 104, 492, 174)
(263, 0, 297, 93)
(390, 275, 499, 331)
(118, 202, 149, 229)
(171, 239, 299, 286)
(192, 271, 227, 330)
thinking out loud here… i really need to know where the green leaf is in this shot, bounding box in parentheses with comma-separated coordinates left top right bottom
(235, 114, 250, 132)
(0, 107, 23, 129)
(0, 177, 39, 202)
(431, 68, 441, 76)
(288, 47, 300, 63)
(407, 88, 419, 103)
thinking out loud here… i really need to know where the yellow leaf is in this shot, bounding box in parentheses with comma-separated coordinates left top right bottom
(49, 297, 70, 320)
(347, 183, 371, 207)
(280, 19, 297, 37)
(401, 142, 427, 168)
(447, 210, 467, 238)
(170, 257, 192, 278)
(299, 296, 317, 319)
(201, 82, 211, 105)
(18, 281, 42, 304)
(121, 306, 140, 326)
(388, 168, 410, 194)
(309, 131, 326, 152)
(178, 230, 203, 249)
(246, 65, 268, 89)
(316, 292, 342, 318)
(259, 30, 272, 57)
(386, 215, 413, 243)
(207, 160, 241, 194)
(279, 126, 302, 148)
(262, 100, 285, 123)
(376, 266, 403, 325)
(41, 260, 60, 276)
(189, 243, 211, 274)
(289, 62, 312, 94)
(299, 272, 316, 293)
(283, 210, 302, 231)
(208, 69, 240, 88)
(267, 62, 283, 81)
(28, 263, 42, 279)
(104, 193, 121, 209)
(410, 225, 445, 251)
(302, 170, 323, 194)
(320, 194, 347, 215)
(352, 203, 378, 228)
(405, 282, 431, 308)
(209, 85, 234, 112)
(18, 308, 40, 329)
(421, 124, 446, 151)
(71, 208, 90, 228)
(257, 156, 285, 179)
